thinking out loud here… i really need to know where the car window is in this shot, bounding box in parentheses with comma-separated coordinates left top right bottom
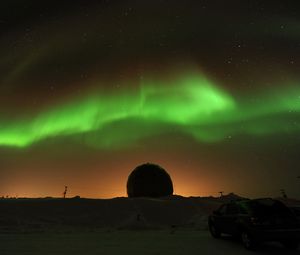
(247, 199, 293, 217)
(226, 203, 239, 214)
(218, 204, 227, 215)
(238, 202, 250, 214)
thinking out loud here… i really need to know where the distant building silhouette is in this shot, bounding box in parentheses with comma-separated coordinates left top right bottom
(127, 163, 173, 198)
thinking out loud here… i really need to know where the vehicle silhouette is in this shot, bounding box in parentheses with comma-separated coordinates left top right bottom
(208, 198, 300, 250)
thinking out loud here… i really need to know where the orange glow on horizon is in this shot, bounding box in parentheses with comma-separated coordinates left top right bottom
(1, 166, 227, 199)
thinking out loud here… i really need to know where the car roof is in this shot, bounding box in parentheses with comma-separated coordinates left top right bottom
(225, 198, 278, 206)
(233, 198, 275, 203)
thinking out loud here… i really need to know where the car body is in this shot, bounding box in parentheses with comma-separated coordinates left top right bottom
(208, 198, 300, 250)
(290, 206, 300, 220)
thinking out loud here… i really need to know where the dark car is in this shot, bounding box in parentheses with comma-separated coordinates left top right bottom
(208, 198, 300, 250)
(290, 206, 300, 220)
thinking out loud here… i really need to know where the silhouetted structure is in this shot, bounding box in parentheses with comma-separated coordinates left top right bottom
(127, 163, 173, 198)
(280, 189, 287, 199)
(219, 191, 224, 197)
(63, 186, 68, 199)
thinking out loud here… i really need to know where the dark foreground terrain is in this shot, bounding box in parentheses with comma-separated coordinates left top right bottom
(0, 196, 299, 255)
(0, 196, 231, 231)
(0, 230, 299, 255)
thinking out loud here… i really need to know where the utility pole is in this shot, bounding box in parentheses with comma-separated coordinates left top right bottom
(63, 186, 68, 199)
(280, 189, 287, 199)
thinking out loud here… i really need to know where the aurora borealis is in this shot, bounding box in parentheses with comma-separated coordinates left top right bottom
(0, 1, 300, 198)
(1, 73, 300, 148)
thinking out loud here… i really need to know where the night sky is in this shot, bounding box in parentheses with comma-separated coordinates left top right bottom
(0, 0, 300, 198)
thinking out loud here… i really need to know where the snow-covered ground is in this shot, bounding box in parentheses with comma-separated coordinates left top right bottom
(0, 229, 298, 255)
(0, 195, 299, 254)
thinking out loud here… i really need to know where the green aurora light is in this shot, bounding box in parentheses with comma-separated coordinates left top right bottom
(0, 73, 300, 148)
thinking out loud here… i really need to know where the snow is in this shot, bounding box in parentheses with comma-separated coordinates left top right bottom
(0, 230, 298, 255)
(0, 196, 298, 254)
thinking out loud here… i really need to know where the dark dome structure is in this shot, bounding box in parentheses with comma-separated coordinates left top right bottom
(127, 163, 173, 198)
